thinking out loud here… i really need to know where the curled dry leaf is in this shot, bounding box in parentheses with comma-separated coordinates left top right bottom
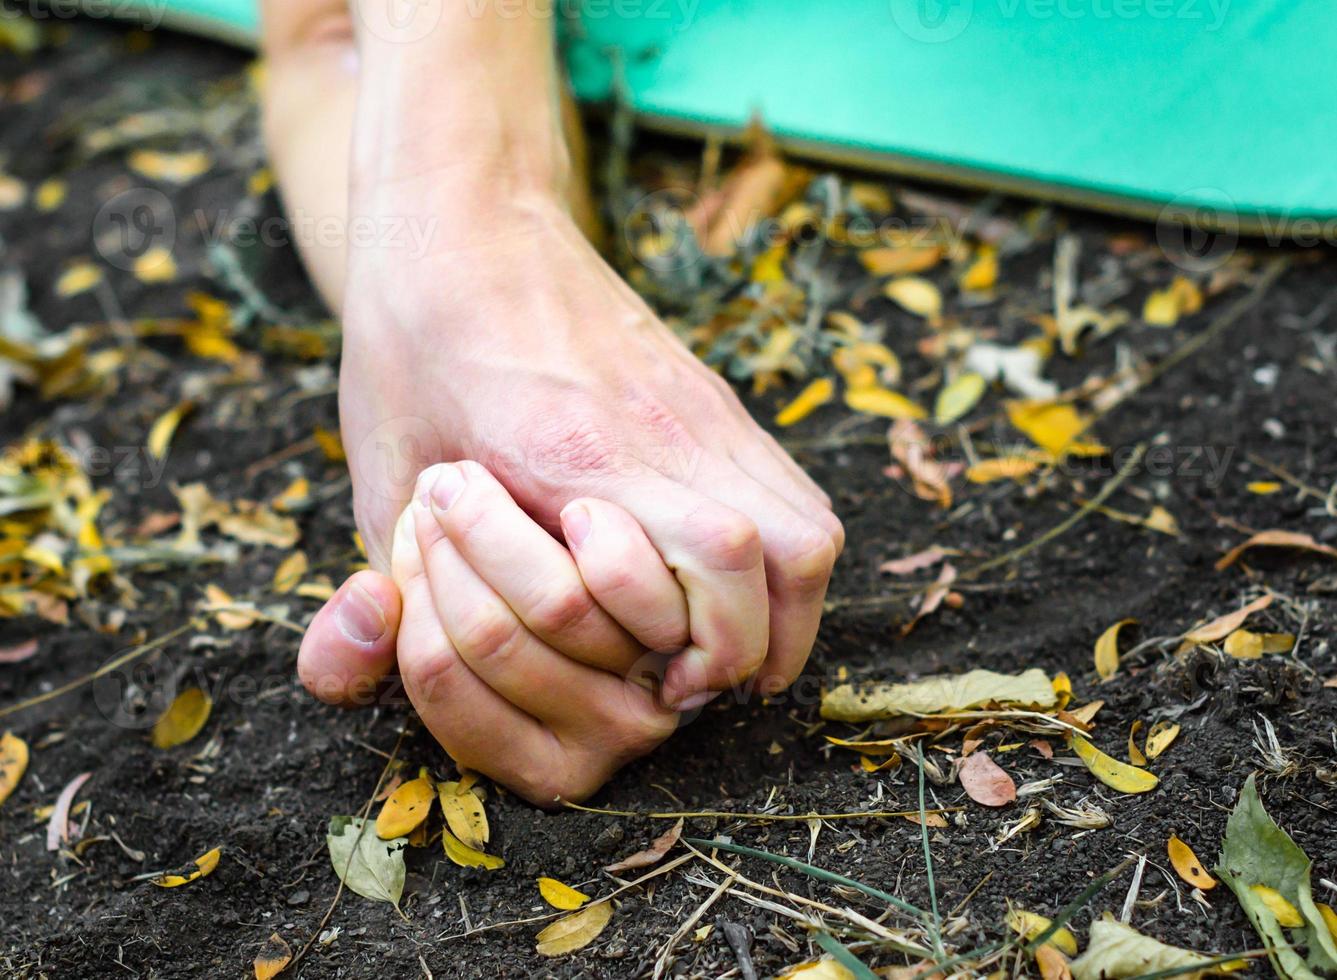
(1035, 943, 1074, 980)
(46, 772, 91, 851)
(846, 386, 927, 421)
(822, 667, 1056, 722)
(1181, 594, 1273, 645)
(879, 546, 945, 576)
(957, 751, 1017, 807)
(1224, 629, 1295, 660)
(889, 419, 951, 507)
(153, 846, 221, 888)
(903, 562, 957, 636)
(605, 817, 683, 873)
(0, 731, 29, 808)
(860, 244, 943, 277)
(1006, 907, 1079, 956)
(1094, 619, 1136, 681)
(1068, 735, 1158, 795)
(1145, 721, 1180, 759)
(1143, 276, 1204, 327)
(1127, 721, 1147, 767)
(1168, 834, 1218, 891)
(438, 779, 490, 850)
(535, 900, 613, 957)
(253, 932, 292, 980)
(147, 401, 194, 461)
(151, 688, 213, 749)
(966, 454, 1042, 484)
(442, 828, 504, 870)
(1216, 529, 1337, 571)
(375, 774, 434, 840)
(775, 377, 834, 427)
(538, 876, 590, 911)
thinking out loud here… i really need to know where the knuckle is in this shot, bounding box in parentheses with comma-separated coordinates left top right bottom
(528, 578, 597, 637)
(777, 523, 838, 594)
(397, 640, 464, 704)
(453, 603, 523, 663)
(691, 510, 762, 573)
(524, 414, 623, 483)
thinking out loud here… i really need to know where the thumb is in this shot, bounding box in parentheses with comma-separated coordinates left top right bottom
(297, 569, 402, 707)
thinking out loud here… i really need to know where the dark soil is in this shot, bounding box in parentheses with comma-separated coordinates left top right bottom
(2, 14, 1335, 980)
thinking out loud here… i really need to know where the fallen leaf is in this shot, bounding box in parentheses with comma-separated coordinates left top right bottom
(884, 276, 943, 322)
(1094, 619, 1136, 681)
(960, 245, 999, 292)
(133, 247, 178, 283)
(1067, 735, 1158, 794)
(1143, 276, 1203, 327)
(900, 811, 947, 829)
(538, 876, 590, 910)
(0, 639, 39, 664)
(957, 751, 1016, 807)
(1224, 629, 1295, 660)
(860, 245, 943, 277)
(1217, 774, 1337, 978)
(54, 262, 103, 298)
(777, 959, 857, 979)
(536, 901, 613, 957)
(605, 818, 683, 873)
(34, 179, 66, 211)
(0, 732, 29, 808)
(1035, 943, 1073, 980)
(314, 426, 345, 462)
(1006, 401, 1101, 458)
(1127, 721, 1147, 767)
(272, 551, 308, 593)
(128, 149, 212, 184)
(822, 668, 1056, 722)
(375, 775, 434, 840)
(438, 779, 490, 850)
(327, 815, 406, 906)
(846, 386, 927, 421)
(964, 343, 1058, 401)
(253, 932, 292, 980)
(1182, 594, 1273, 645)
(0, 173, 26, 209)
(1319, 905, 1337, 944)
(1169, 834, 1218, 891)
(776, 377, 834, 427)
(903, 562, 957, 635)
(1071, 916, 1233, 980)
(151, 688, 212, 749)
(1145, 721, 1180, 759)
(1144, 506, 1180, 536)
(966, 454, 1042, 484)
(879, 547, 946, 576)
(1217, 530, 1337, 570)
(889, 419, 951, 507)
(1006, 907, 1079, 956)
(442, 828, 504, 870)
(147, 401, 194, 461)
(202, 584, 258, 630)
(935, 372, 987, 425)
(1246, 481, 1282, 495)
(832, 341, 901, 388)
(153, 846, 222, 887)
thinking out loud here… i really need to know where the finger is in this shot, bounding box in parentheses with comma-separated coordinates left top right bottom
(412, 497, 678, 744)
(689, 456, 839, 698)
(421, 462, 643, 676)
(747, 426, 835, 510)
(297, 569, 401, 707)
(598, 472, 770, 710)
(559, 497, 690, 653)
(731, 437, 841, 535)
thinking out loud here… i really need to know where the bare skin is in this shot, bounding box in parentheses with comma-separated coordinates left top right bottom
(262, 0, 843, 803)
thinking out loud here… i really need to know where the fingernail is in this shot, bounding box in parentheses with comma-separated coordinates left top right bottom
(561, 503, 592, 548)
(430, 465, 465, 512)
(675, 690, 722, 712)
(335, 583, 387, 644)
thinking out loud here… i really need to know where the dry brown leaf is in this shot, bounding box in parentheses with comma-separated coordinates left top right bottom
(253, 933, 292, 980)
(1181, 594, 1273, 645)
(605, 818, 683, 873)
(46, 771, 91, 851)
(0, 639, 39, 664)
(1215, 530, 1337, 570)
(890, 419, 952, 508)
(957, 751, 1017, 807)
(860, 245, 943, 277)
(879, 547, 946, 576)
(903, 562, 957, 635)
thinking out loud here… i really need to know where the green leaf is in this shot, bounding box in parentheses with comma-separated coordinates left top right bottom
(327, 815, 407, 907)
(1070, 916, 1236, 980)
(1216, 775, 1337, 979)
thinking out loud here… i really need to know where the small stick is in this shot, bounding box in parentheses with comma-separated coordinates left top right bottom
(652, 871, 737, 980)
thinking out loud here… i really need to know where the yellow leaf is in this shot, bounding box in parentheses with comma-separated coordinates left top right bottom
(1224, 629, 1293, 660)
(538, 876, 590, 910)
(1247, 481, 1282, 495)
(1143, 506, 1180, 536)
(248, 168, 274, 196)
(844, 385, 926, 420)
(1006, 400, 1098, 457)
(55, 262, 104, 298)
(1143, 276, 1203, 327)
(203, 584, 258, 630)
(935, 372, 986, 425)
(1249, 885, 1304, 928)
(1093, 619, 1135, 681)
(314, 426, 346, 463)
(777, 960, 857, 980)
(1144, 721, 1180, 759)
(1006, 907, 1079, 956)
(438, 779, 490, 850)
(1068, 734, 1159, 794)
(967, 454, 1042, 484)
(1052, 672, 1073, 709)
(1182, 594, 1273, 645)
(1127, 720, 1147, 767)
(536, 901, 613, 956)
(375, 776, 434, 840)
(832, 342, 901, 387)
(35, 179, 67, 212)
(884, 276, 943, 321)
(860, 245, 942, 277)
(147, 401, 194, 461)
(151, 688, 213, 749)
(751, 243, 788, 283)
(1034, 943, 1072, 980)
(960, 245, 999, 291)
(153, 846, 221, 887)
(1168, 834, 1217, 891)
(128, 149, 212, 184)
(442, 828, 503, 870)
(272, 551, 308, 594)
(775, 377, 835, 427)
(253, 933, 292, 980)
(1318, 904, 1337, 943)
(134, 247, 178, 283)
(0, 732, 29, 808)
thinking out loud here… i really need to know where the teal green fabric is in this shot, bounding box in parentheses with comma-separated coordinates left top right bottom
(104, 0, 1337, 227)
